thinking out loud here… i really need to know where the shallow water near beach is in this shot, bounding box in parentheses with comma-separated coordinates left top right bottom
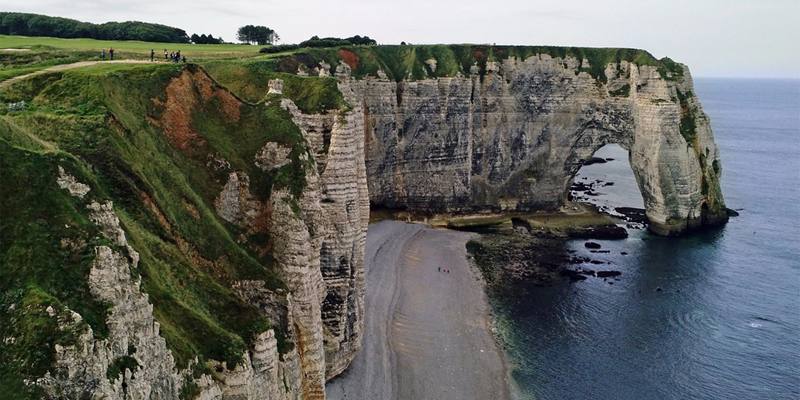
(491, 78, 800, 400)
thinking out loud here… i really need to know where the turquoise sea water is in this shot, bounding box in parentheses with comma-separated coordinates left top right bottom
(495, 78, 800, 400)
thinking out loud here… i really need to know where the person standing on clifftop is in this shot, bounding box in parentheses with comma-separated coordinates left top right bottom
(109, 48, 114, 60)
(150, 49, 155, 62)
(101, 49, 105, 60)
(164, 49, 168, 60)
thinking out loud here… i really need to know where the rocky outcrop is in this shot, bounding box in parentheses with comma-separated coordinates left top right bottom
(38, 190, 184, 399)
(339, 54, 726, 235)
(30, 66, 370, 400)
(277, 76, 370, 381)
(45, 168, 307, 400)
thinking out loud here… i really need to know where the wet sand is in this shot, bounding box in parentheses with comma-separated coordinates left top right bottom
(327, 220, 509, 400)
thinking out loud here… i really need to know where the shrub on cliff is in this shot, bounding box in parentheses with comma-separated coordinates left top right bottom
(259, 34, 377, 54)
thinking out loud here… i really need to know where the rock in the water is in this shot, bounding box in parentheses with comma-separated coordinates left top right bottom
(585, 241, 602, 249)
(561, 269, 589, 281)
(582, 157, 608, 166)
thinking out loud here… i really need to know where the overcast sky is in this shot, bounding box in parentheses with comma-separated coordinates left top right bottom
(4, 0, 799, 78)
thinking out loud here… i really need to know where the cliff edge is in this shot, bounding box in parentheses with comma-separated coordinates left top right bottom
(0, 43, 727, 400)
(258, 45, 727, 235)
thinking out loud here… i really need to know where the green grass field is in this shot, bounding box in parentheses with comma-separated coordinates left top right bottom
(0, 35, 262, 57)
(0, 34, 266, 82)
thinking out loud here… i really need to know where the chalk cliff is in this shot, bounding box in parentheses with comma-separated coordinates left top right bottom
(0, 44, 727, 400)
(326, 49, 727, 235)
(0, 63, 366, 400)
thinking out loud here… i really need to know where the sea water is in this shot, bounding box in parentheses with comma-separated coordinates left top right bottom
(493, 78, 800, 400)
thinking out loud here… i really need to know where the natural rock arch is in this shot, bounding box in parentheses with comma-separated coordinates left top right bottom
(353, 54, 728, 235)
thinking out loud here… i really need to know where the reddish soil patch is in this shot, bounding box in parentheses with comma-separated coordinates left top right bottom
(250, 202, 274, 258)
(151, 69, 241, 154)
(153, 71, 204, 152)
(194, 69, 241, 121)
(338, 49, 360, 70)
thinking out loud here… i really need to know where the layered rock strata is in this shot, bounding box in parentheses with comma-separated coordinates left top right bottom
(46, 168, 307, 400)
(35, 68, 369, 400)
(334, 55, 726, 235)
(276, 77, 370, 380)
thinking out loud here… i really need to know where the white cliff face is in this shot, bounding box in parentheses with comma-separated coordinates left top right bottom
(277, 75, 370, 381)
(340, 54, 726, 235)
(206, 80, 370, 396)
(33, 50, 725, 400)
(45, 169, 305, 400)
(42, 175, 183, 399)
(27, 65, 371, 400)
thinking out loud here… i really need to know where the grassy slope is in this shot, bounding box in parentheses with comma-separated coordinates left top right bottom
(0, 62, 307, 398)
(2, 34, 686, 110)
(0, 35, 262, 57)
(0, 34, 263, 83)
(201, 58, 347, 113)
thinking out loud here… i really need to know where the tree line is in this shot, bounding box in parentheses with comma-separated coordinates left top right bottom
(0, 12, 191, 43)
(190, 33, 224, 44)
(260, 35, 377, 54)
(0, 12, 377, 50)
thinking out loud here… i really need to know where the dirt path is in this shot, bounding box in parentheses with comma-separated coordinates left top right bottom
(0, 60, 154, 89)
(326, 220, 510, 400)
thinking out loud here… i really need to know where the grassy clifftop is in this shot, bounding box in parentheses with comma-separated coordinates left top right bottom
(0, 62, 309, 397)
(260, 44, 685, 82)
(199, 44, 684, 114)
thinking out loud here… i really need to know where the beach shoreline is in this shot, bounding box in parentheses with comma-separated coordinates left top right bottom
(327, 220, 512, 400)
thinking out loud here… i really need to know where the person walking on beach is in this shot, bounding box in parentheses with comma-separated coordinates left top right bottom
(109, 48, 114, 60)
(150, 49, 155, 62)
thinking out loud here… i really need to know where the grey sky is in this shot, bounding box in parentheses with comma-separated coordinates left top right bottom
(4, 0, 799, 78)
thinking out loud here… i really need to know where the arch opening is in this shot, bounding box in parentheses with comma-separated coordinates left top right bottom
(568, 144, 648, 228)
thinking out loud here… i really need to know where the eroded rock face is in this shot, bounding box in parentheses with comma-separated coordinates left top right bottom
(346, 55, 727, 235)
(45, 169, 305, 400)
(278, 82, 369, 381)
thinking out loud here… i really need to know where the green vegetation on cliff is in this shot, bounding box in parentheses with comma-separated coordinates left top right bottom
(0, 62, 309, 395)
(0, 34, 262, 82)
(202, 59, 347, 113)
(259, 44, 685, 82)
(0, 142, 112, 398)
